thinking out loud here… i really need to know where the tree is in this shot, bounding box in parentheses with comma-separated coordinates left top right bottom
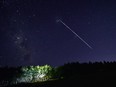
(15, 65, 54, 83)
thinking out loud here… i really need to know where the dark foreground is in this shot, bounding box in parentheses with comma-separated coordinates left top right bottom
(2, 62, 116, 87)
(7, 74, 116, 87)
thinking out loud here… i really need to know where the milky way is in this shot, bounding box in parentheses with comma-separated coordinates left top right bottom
(1, 0, 116, 66)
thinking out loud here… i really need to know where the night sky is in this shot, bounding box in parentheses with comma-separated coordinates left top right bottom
(1, 0, 116, 66)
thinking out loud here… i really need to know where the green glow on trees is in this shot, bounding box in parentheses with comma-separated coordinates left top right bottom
(16, 65, 54, 83)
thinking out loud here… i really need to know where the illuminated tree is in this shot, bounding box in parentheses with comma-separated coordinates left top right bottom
(16, 65, 54, 83)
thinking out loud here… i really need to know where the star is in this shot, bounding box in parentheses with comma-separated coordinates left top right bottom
(13, 19, 17, 23)
(32, 14, 36, 17)
(88, 21, 91, 25)
(16, 37, 21, 40)
(16, 9, 21, 16)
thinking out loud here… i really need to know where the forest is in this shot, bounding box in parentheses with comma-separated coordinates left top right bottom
(1, 61, 116, 87)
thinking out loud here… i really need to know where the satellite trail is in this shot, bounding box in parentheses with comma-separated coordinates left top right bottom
(57, 19, 93, 49)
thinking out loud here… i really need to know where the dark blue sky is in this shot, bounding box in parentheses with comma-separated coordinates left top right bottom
(0, 0, 116, 66)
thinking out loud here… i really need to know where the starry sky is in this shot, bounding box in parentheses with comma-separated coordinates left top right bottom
(0, 0, 116, 66)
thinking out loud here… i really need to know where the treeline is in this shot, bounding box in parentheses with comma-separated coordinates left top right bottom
(0, 61, 116, 85)
(57, 61, 116, 79)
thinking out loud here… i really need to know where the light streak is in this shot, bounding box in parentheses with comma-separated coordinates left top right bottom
(57, 19, 93, 49)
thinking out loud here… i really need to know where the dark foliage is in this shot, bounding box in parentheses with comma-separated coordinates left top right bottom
(58, 61, 116, 78)
(1, 61, 116, 87)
